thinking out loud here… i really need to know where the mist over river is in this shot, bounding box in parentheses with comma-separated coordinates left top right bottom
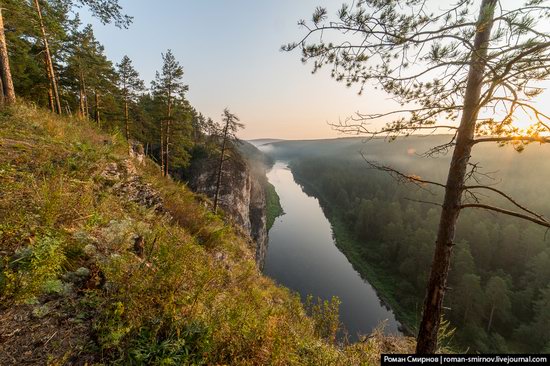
(263, 162, 401, 341)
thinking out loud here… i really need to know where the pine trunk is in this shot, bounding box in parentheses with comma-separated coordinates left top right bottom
(0, 71, 5, 106)
(124, 99, 129, 141)
(0, 9, 15, 104)
(164, 88, 172, 177)
(165, 120, 170, 177)
(94, 91, 100, 126)
(47, 87, 55, 112)
(213, 122, 229, 213)
(34, 0, 61, 114)
(83, 78, 89, 118)
(78, 68, 85, 118)
(160, 120, 164, 174)
(415, 0, 496, 354)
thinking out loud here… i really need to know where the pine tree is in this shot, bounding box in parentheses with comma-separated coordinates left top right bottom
(0, 9, 15, 105)
(213, 108, 244, 212)
(151, 50, 188, 176)
(285, 0, 550, 353)
(116, 55, 145, 142)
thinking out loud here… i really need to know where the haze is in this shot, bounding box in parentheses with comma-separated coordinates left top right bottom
(84, 0, 550, 140)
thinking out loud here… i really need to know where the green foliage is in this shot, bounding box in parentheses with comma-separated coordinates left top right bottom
(3, 235, 66, 302)
(265, 181, 284, 230)
(284, 140, 550, 353)
(305, 295, 341, 344)
(0, 105, 415, 363)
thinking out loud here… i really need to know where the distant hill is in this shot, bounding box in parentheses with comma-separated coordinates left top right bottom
(247, 138, 285, 147)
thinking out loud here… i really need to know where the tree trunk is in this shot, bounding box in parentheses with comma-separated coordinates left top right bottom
(160, 120, 164, 174)
(78, 86, 85, 118)
(165, 120, 170, 176)
(94, 90, 100, 126)
(213, 122, 229, 213)
(0, 9, 15, 105)
(47, 85, 55, 112)
(78, 68, 85, 118)
(124, 98, 129, 141)
(33, 0, 61, 114)
(83, 78, 89, 118)
(164, 87, 172, 177)
(0, 70, 5, 106)
(415, 0, 496, 354)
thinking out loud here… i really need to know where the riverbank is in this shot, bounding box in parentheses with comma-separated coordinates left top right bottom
(263, 162, 400, 339)
(265, 181, 284, 230)
(289, 167, 418, 336)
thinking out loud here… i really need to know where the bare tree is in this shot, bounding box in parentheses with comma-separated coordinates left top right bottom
(284, 0, 550, 353)
(213, 108, 244, 213)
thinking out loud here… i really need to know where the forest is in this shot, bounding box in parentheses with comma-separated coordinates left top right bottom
(267, 136, 550, 353)
(0, 0, 240, 181)
(2, 0, 550, 363)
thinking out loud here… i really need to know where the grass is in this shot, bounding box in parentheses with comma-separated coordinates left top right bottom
(0, 103, 414, 365)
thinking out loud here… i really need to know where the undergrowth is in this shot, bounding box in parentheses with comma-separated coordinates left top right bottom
(0, 103, 414, 365)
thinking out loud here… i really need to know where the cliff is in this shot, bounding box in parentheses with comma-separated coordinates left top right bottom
(0, 104, 413, 365)
(186, 152, 269, 268)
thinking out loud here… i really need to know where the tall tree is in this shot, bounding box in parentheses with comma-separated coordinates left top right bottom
(285, 0, 550, 353)
(116, 55, 145, 141)
(151, 50, 188, 176)
(213, 108, 244, 213)
(64, 25, 117, 124)
(484, 276, 511, 333)
(0, 8, 15, 104)
(33, 0, 62, 113)
(30, 0, 131, 114)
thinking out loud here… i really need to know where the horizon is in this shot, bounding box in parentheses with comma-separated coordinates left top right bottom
(81, 0, 550, 141)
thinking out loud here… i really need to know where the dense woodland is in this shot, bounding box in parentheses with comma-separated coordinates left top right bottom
(268, 137, 550, 353)
(3, 0, 550, 360)
(1, 0, 235, 179)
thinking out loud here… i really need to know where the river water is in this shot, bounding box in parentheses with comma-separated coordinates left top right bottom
(263, 162, 401, 340)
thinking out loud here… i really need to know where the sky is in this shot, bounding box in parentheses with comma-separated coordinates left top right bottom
(82, 0, 550, 140)
(82, 0, 394, 140)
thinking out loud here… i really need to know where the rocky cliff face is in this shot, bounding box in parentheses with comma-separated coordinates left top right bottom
(187, 155, 268, 268)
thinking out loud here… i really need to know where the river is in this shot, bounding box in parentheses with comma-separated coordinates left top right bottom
(263, 162, 401, 341)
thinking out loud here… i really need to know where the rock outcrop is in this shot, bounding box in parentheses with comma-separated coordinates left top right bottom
(187, 155, 268, 268)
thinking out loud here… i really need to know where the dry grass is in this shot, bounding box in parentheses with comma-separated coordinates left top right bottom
(0, 103, 415, 365)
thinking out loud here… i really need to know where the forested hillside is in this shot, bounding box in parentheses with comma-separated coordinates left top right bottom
(1, 0, 227, 178)
(0, 104, 416, 365)
(267, 137, 550, 353)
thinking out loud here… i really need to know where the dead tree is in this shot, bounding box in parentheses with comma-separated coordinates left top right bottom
(285, 0, 550, 353)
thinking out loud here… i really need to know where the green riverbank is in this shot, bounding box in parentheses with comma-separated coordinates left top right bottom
(290, 168, 419, 336)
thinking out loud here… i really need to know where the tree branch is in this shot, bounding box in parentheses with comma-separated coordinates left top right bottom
(460, 204, 550, 228)
(472, 136, 550, 144)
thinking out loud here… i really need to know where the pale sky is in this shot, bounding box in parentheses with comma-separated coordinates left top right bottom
(83, 0, 550, 140)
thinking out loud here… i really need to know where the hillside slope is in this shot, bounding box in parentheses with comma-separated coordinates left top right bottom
(0, 105, 413, 365)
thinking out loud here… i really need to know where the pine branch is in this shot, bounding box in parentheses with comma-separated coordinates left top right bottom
(463, 185, 547, 221)
(460, 203, 550, 228)
(472, 136, 550, 144)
